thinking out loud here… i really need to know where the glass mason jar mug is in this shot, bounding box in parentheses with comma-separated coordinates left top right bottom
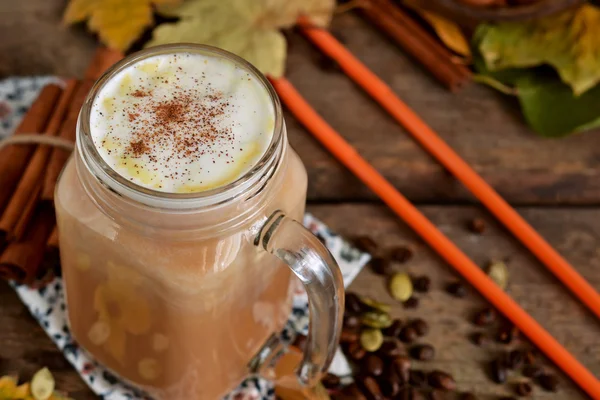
(55, 44, 344, 399)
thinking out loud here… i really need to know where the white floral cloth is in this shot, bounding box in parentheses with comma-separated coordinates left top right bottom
(1, 77, 370, 400)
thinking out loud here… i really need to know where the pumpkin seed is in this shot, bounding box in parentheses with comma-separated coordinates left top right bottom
(361, 310, 393, 329)
(488, 261, 508, 290)
(389, 272, 413, 301)
(360, 329, 384, 352)
(31, 367, 54, 400)
(358, 295, 391, 313)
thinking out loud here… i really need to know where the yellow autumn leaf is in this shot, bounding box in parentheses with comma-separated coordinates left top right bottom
(419, 11, 471, 58)
(147, 0, 335, 78)
(63, 0, 181, 51)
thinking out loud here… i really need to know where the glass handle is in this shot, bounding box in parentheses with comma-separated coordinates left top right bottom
(257, 210, 344, 388)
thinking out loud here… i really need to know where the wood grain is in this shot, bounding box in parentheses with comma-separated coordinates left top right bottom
(1, 205, 599, 399)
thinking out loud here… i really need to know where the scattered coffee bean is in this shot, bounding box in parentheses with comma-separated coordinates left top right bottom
(538, 373, 559, 392)
(389, 245, 413, 263)
(487, 260, 509, 290)
(354, 235, 378, 254)
(473, 307, 497, 326)
(461, 392, 478, 400)
(399, 326, 418, 343)
(428, 390, 447, 400)
(321, 373, 341, 389)
(361, 311, 393, 329)
(411, 344, 435, 361)
(428, 370, 456, 391)
(411, 318, 429, 336)
(490, 359, 508, 384)
(359, 295, 392, 313)
(515, 381, 533, 396)
(522, 365, 543, 379)
(497, 325, 519, 344)
(390, 272, 413, 301)
(403, 296, 420, 309)
(397, 387, 420, 400)
(360, 376, 383, 400)
(413, 276, 431, 293)
(360, 329, 384, 352)
(409, 370, 428, 388)
(470, 332, 491, 346)
(377, 339, 404, 358)
(346, 292, 363, 314)
(468, 218, 486, 234)
(340, 329, 359, 344)
(348, 341, 367, 361)
(343, 314, 360, 330)
(363, 354, 384, 377)
(378, 368, 401, 397)
(382, 319, 403, 337)
(292, 334, 307, 351)
(506, 350, 524, 370)
(446, 281, 467, 298)
(392, 355, 411, 383)
(523, 349, 536, 365)
(370, 257, 392, 276)
(335, 383, 367, 400)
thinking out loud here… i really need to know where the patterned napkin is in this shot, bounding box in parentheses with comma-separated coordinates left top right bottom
(1, 77, 371, 400)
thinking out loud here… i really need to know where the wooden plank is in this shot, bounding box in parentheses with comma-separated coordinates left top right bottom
(1, 205, 599, 398)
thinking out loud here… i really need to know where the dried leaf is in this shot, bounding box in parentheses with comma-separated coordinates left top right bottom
(478, 5, 600, 95)
(147, 0, 335, 78)
(63, 0, 181, 51)
(419, 11, 471, 57)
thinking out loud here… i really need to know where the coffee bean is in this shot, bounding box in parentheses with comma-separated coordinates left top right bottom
(411, 318, 429, 336)
(428, 370, 456, 391)
(446, 281, 467, 298)
(397, 387, 421, 400)
(473, 307, 497, 326)
(428, 390, 447, 400)
(389, 245, 413, 263)
(399, 326, 418, 343)
(292, 334, 307, 351)
(411, 344, 435, 361)
(359, 296, 391, 313)
(370, 257, 392, 276)
(523, 350, 536, 365)
(499, 397, 516, 400)
(354, 235, 378, 254)
(490, 359, 508, 384)
(360, 329, 384, 352)
(382, 319, 403, 337)
(348, 341, 367, 360)
(346, 292, 363, 314)
(497, 325, 519, 344)
(360, 376, 383, 400)
(522, 365, 543, 379)
(515, 381, 533, 396)
(378, 369, 401, 398)
(461, 392, 478, 400)
(403, 296, 419, 309)
(409, 370, 428, 388)
(377, 339, 404, 358)
(506, 350, 524, 370)
(361, 311, 393, 329)
(340, 328, 359, 344)
(392, 355, 411, 383)
(343, 314, 360, 330)
(363, 354, 384, 377)
(321, 373, 341, 389)
(413, 276, 431, 293)
(390, 272, 413, 301)
(336, 383, 367, 400)
(468, 218, 486, 234)
(470, 332, 490, 346)
(538, 373, 558, 392)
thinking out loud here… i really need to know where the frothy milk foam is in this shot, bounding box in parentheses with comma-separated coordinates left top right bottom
(90, 52, 275, 193)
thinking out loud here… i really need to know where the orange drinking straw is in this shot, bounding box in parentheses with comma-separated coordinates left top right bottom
(297, 20, 600, 321)
(269, 76, 600, 398)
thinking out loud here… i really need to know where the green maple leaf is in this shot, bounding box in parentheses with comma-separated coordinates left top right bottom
(146, 0, 335, 78)
(478, 5, 600, 96)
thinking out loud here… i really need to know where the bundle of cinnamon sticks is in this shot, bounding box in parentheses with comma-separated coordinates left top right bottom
(0, 48, 123, 285)
(359, 0, 472, 91)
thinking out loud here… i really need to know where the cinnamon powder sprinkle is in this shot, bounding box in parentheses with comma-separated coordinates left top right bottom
(131, 89, 149, 98)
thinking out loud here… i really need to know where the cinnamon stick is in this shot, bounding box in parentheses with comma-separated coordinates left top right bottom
(0, 85, 62, 215)
(0, 203, 55, 283)
(360, 0, 471, 91)
(85, 47, 125, 80)
(0, 80, 78, 241)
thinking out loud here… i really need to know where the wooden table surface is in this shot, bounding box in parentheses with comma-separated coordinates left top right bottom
(1, 1, 600, 399)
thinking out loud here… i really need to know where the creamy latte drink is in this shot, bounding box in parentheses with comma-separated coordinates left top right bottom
(55, 46, 322, 399)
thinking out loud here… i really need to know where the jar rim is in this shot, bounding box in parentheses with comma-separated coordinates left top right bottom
(77, 43, 284, 209)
